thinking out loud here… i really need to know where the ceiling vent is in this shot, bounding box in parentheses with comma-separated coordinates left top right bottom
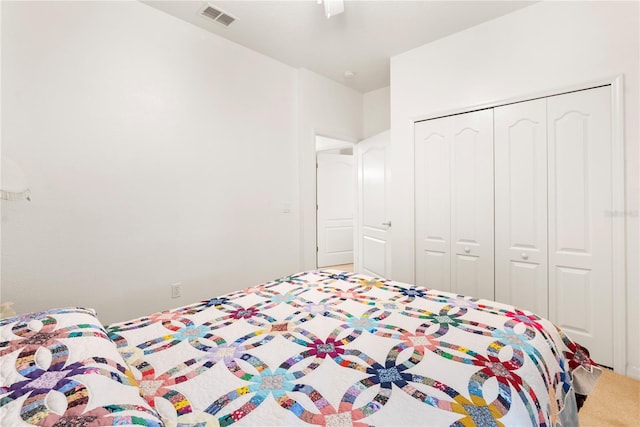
(200, 4, 236, 27)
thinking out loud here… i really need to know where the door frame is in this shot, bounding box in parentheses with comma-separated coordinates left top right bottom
(315, 136, 357, 269)
(410, 75, 626, 374)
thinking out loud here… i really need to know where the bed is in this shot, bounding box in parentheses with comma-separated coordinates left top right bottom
(1, 270, 601, 426)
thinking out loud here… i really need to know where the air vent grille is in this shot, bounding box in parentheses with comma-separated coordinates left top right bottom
(200, 4, 236, 27)
(216, 13, 235, 27)
(201, 6, 222, 20)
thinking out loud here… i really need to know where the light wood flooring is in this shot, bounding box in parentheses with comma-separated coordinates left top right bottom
(323, 263, 354, 272)
(579, 369, 640, 426)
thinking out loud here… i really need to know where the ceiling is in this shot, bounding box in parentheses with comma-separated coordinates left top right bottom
(143, 1, 535, 93)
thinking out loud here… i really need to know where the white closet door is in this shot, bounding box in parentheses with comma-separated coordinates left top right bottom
(415, 110, 494, 299)
(450, 110, 494, 300)
(495, 99, 548, 317)
(548, 86, 613, 367)
(415, 116, 451, 290)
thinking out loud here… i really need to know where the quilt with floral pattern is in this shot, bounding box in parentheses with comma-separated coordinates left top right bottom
(1, 307, 163, 426)
(103, 270, 599, 426)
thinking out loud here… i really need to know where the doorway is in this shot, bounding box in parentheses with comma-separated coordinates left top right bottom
(314, 131, 391, 276)
(315, 136, 355, 271)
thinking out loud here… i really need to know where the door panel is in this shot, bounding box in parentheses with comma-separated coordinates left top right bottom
(317, 153, 353, 267)
(363, 148, 385, 228)
(509, 261, 544, 313)
(362, 236, 386, 276)
(420, 251, 449, 290)
(494, 99, 548, 317)
(555, 266, 591, 333)
(554, 111, 590, 253)
(450, 110, 494, 300)
(548, 86, 613, 367)
(415, 117, 451, 290)
(454, 254, 479, 298)
(326, 227, 353, 253)
(357, 131, 391, 277)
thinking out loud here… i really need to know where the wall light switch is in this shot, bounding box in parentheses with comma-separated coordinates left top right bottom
(171, 283, 182, 298)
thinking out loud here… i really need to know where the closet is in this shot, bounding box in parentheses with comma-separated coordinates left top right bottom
(414, 86, 614, 367)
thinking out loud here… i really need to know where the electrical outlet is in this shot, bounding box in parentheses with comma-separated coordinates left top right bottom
(171, 283, 182, 299)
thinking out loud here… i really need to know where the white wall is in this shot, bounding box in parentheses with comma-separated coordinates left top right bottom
(363, 86, 390, 138)
(390, 1, 639, 378)
(298, 69, 363, 270)
(1, 1, 301, 324)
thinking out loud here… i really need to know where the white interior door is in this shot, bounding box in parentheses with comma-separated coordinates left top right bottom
(547, 86, 613, 367)
(495, 98, 548, 317)
(415, 117, 451, 290)
(357, 131, 391, 277)
(317, 153, 354, 267)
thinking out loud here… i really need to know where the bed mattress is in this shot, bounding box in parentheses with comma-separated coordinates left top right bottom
(102, 270, 599, 426)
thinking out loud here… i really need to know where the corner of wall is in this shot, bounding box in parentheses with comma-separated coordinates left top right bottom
(363, 86, 391, 139)
(297, 68, 365, 271)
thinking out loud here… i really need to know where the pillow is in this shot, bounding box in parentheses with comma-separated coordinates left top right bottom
(0, 307, 164, 426)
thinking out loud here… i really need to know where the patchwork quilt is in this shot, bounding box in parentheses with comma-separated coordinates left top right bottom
(0, 307, 162, 426)
(1, 270, 601, 426)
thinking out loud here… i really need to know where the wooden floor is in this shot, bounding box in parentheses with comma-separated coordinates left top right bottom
(579, 369, 640, 426)
(323, 263, 354, 272)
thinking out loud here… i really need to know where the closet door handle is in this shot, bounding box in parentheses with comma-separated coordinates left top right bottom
(464, 247, 470, 253)
(521, 252, 529, 260)
(382, 221, 392, 227)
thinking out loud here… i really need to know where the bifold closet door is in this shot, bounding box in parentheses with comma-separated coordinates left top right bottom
(415, 109, 494, 300)
(415, 116, 451, 291)
(494, 99, 548, 317)
(452, 110, 494, 300)
(547, 86, 613, 367)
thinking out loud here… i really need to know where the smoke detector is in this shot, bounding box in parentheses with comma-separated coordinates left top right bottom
(200, 4, 236, 27)
(318, 0, 344, 19)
